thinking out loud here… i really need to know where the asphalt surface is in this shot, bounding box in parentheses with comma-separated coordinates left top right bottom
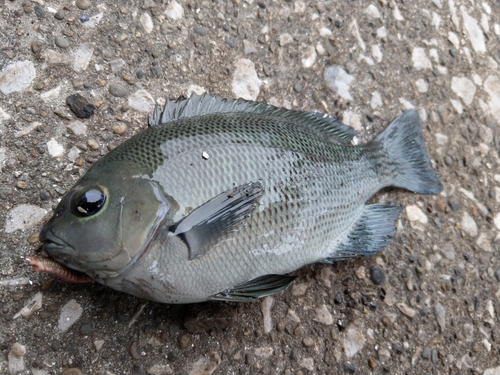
(1, 0, 500, 374)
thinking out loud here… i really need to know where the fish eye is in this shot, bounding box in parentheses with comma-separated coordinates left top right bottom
(72, 188, 106, 217)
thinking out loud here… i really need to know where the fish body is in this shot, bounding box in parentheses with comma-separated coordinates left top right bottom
(39, 94, 442, 303)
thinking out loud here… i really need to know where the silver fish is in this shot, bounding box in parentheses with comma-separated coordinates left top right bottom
(35, 94, 442, 303)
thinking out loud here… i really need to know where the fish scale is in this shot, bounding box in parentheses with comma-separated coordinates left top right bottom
(36, 94, 442, 304)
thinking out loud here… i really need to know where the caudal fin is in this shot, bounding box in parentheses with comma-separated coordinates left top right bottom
(374, 110, 443, 194)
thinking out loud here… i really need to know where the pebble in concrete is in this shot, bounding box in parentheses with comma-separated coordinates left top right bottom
(0, 61, 36, 95)
(58, 299, 83, 333)
(460, 7, 486, 53)
(8, 343, 26, 374)
(232, 59, 262, 101)
(73, 44, 94, 72)
(451, 76, 476, 105)
(140, 12, 154, 33)
(4, 205, 47, 233)
(188, 352, 221, 375)
(412, 48, 432, 71)
(344, 323, 366, 358)
(461, 212, 478, 237)
(128, 89, 155, 113)
(313, 305, 333, 325)
(324, 65, 354, 100)
(165, 0, 183, 20)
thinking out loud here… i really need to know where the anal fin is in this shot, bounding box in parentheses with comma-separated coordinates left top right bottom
(210, 274, 296, 302)
(323, 204, 403, 263)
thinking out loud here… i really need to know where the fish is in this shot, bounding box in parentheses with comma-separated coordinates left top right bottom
(32, 94, 443, 304)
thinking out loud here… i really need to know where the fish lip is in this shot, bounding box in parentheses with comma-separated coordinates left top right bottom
(39, 229, 70, 252)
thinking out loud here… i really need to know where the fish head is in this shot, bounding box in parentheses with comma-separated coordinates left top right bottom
(39, 164, 173, 280)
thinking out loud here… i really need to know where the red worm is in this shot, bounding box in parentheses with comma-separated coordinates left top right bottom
(27, 256, 94, 283)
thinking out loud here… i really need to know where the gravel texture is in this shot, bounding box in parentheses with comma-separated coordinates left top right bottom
(0, 1, 499, 374)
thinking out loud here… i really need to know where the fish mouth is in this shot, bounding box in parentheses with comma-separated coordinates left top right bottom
(31, 230, 94, 283)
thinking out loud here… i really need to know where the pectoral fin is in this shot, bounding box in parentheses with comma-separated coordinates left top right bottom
(210, 274, 297, 302)
(169, 182, 264, 260)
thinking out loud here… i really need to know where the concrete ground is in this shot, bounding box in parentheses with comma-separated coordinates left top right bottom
(1, 0, 500, 374)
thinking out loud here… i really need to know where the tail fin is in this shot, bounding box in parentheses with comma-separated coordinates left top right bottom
(374, 110, 443, 194)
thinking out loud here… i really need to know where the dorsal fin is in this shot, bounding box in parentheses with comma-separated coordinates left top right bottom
(148, 93, 356, 144)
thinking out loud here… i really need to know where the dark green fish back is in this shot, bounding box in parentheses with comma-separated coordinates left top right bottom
(98, 111, 361, 176)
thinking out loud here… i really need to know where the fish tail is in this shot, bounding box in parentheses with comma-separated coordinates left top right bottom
(374, 110, 443, 194)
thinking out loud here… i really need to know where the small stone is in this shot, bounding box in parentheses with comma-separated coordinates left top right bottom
(422, 346, 431, 360)
(112, 124, 128, 135)
(94, 340, 105, 352)
(494, 212, 500, 231)
(313, 305, 333, 325)
(28, 232, 40, 244)
(66, 94, 96, 118)
(397, 303, 416, 318)
(448, 199, 460, 211)
(189, 353, 221, 374)
(412, 47, 432, 71)
(109, 84, 128, 98)
(8, 343, 26, 374)
(16, 181, 27, 189)
(73, 43, 94, 72)
(451, 76, 476, 106)
(165, 0, 184, 20)
(406, 205, 428, 229)
(55, 9, 65, 20)
(354, 266, 366, 280)
(433, 303, 446, 331)
(226, 38, 237, 48)
(4, 205, 47, 233)
(109, 59, 125, 72)
(279, 33, 293, 46)
(140, 12, 154, 33)
(34, 5, 45, 19)
(461, 212, 478, 237)
(243, 40, 257, 54)
(128, 89, 155, 113)
(147, 364, 173, 375)
(461, 8, 486, 53)
(68, 120, 87, 136)
(58, 299, 83, 333)
(261, 296, 273, 334)
(232, 59, 262, 101)
(345, 363, 356, 373)
(0, 61, 36, 95)
(194, 26, 207, 36)
(177, 334, 190, 349)
(369, 266, 385, 285)
(299, 358, 314, 371)
(293, 83, 303, 93)
(87, 138, 100, 150)
(324, 65, 354, 100)
(302, 337, 314, 347)
(76, 0, 92, 10)
(13, 292, 42, 318)
(483, 367, 500, 375)
(255, 347, 273, 359)
(378, 348, 391, 362)
(113, 33, 128, 43)
(129, 341, 141, 360)
(55, 36, 69, 49)
(441, 243, 456, 260)
(301, 45, 317, 68)
(344, 323, 366, 358)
